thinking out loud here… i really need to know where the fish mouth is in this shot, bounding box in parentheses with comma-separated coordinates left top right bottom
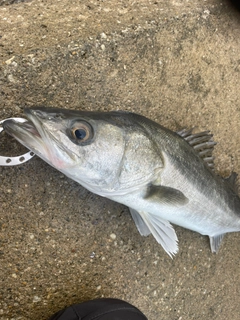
(3, 108, 78, 169)
(3, 109, 49, 159)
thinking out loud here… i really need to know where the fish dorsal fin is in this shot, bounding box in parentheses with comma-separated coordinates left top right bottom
(129, 208, 178, 258)
(225, 172, 239, 194)
(177, 128, 217, 170)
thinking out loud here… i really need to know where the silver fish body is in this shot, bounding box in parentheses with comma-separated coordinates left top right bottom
(3, 107, 240, 257)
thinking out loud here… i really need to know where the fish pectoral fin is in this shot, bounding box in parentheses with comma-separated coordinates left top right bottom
(134, 210, 179, 258)
(129, 208, 151, 236)
(145, 184, 189, 207)
(209, 234, 225, 253)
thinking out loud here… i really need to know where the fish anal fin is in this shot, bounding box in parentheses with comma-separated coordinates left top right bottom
(177, 128, 216, 170)
(145, 184, 189, 207)
(209, 234, 225, 253)
(130, 209, 179, 258)
(129, 207, 151, 236)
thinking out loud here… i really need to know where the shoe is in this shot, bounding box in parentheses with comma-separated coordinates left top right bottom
(48, 298, 148, 320)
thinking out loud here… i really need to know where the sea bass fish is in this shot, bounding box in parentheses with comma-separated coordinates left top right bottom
(3, 107, 240, 257)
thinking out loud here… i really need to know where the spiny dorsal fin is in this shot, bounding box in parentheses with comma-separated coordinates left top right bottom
(177, 128, 217, 170)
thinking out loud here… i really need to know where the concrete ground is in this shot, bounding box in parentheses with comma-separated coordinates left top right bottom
(1, 0, 240, 319)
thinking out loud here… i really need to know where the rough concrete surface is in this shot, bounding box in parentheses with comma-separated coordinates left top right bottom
(0, 0, 240, 319)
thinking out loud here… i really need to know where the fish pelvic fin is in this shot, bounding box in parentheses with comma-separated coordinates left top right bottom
(129, 208, 151, 236)
(209, 234, 225, 253)
(130, 208, 179, 258)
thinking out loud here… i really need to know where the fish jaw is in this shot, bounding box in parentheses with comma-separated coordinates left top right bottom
(3, 117, 48, 159)
(3, 109, 79, 170)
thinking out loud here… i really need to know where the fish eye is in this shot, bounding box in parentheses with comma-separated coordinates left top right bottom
(70, 121, 93, 144)
(74, 128, 87, 140)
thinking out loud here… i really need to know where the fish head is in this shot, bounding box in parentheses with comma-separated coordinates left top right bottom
(3, 107, 163, 195)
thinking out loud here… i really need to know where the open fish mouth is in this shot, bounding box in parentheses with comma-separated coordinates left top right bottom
(3, 111, 47, 157)
(16, 121, 42, 138)
(2, 108, 79, 169)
